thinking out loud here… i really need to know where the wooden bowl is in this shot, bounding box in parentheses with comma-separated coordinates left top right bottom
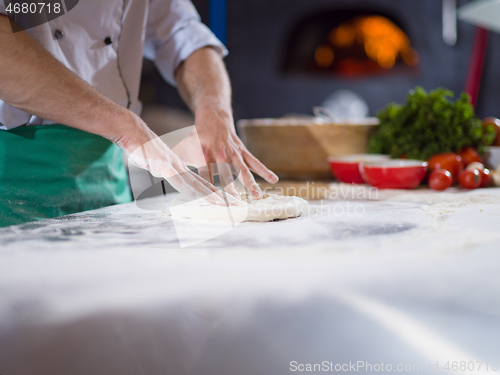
(237, 117, 379, 180)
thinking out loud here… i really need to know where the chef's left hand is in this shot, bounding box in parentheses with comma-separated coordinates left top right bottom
(173, 105, 278, 199)
(200, 106, 278, 199)
(173, 47, 278, 198)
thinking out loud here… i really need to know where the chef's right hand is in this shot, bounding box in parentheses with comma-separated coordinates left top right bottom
(113, 114, 241, 206)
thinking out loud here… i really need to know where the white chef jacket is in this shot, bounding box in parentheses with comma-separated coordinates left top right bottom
(0, 0, 227, 130)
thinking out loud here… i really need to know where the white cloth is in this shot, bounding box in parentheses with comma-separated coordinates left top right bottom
(0, 0, 227, 130)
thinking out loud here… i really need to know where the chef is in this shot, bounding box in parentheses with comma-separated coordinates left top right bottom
(0, 0, 278, 227)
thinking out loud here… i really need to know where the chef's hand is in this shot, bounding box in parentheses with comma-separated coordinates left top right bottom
(172, 105, 278, 199)
(174, 47, 279, 199)
(196, 105, 278, 199)
(115, 113, 241, 206)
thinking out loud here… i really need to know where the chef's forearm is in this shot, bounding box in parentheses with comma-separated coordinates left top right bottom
(175, 47, 233, 125)
(0, 16, 136, 141)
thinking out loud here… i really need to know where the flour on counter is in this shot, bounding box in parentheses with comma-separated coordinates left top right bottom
(420, 194, 500, 220)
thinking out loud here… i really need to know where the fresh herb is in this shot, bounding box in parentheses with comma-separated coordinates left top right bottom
(368, 86, 495, 160)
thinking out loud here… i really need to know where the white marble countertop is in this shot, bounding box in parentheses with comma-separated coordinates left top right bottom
(1, 187, 500, 374)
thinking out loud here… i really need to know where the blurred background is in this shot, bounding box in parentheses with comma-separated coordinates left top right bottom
(139, 0, 500, 135)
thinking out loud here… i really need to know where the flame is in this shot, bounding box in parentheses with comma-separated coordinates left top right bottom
(318, 15, 419, 71)
(330, 23, 356, 47)
(357, 16, 412, 69)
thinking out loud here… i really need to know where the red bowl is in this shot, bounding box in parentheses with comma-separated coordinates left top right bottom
(359, 160, 428, 189)
(327, 154, 390, 183)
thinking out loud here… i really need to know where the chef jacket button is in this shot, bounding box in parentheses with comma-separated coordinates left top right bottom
(54, 29, 64, 40)
(104, 36, 113, 45)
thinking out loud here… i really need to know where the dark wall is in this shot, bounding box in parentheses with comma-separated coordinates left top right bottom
(140, 0, 500, 121)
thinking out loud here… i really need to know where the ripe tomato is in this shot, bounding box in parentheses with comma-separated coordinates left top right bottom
(458, 169, 481, 189)
(458, 147, 482, 167)
(428, 153, 463, 182)
(480, 168, 491, 187)
(428, 169, 453, 191)
(465, 162, 491, 187)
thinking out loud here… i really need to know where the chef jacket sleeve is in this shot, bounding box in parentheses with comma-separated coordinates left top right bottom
(144, 0, 228, 87)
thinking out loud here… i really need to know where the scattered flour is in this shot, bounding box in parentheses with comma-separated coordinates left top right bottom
(420, 194, 500, 220)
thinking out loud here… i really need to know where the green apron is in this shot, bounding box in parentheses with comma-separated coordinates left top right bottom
(0, 124, 132, 228)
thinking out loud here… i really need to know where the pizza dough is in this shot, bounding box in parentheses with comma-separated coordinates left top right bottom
(169, 193, 308, 223)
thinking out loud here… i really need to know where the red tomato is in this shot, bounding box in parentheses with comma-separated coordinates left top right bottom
(458, 147, 482, 167)
(480, 168, 491, 187)
(458, 169, 481, 189)
(428, 169, 453, 191)
(465, 162, 491, 187)
(428, 153, 463, 182)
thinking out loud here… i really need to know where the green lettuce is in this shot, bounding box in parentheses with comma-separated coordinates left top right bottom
(368, 87, 495, 160)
